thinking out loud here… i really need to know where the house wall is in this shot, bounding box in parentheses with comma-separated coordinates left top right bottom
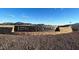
(59, 26, 73, 33)
(0, 25, 15, 33)
(14, 26, 32, 32)
(0, 27, 12, 33)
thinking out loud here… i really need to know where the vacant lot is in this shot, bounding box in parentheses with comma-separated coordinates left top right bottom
(0, 32, 79, 50)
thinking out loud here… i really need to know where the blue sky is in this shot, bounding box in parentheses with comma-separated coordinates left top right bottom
(0, 8, 79, 25)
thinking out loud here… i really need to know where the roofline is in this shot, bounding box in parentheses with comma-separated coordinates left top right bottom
(58, 25, 71, 27)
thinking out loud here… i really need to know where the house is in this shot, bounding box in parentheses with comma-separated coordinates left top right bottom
(0, 25, 15, 33)
(0, 25, 32, 33)
(0, 24, 73, 34)
(55, 25, 73, 33)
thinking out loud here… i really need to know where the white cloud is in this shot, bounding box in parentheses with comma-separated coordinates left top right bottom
(8, 15, 15, 18)
(20, 14, 30, 19)
(22, 15, 29, 19)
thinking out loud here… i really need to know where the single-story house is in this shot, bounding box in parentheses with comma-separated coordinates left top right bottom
(0, 24, 73, 33)
(0, 25, 32, 33)
(55, 25, 73, 33)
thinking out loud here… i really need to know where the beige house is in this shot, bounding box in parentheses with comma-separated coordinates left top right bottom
(0, 25, 15, 33)
(55, 25, 73, 33)
(0, 24, 73, 33)
(0, 25, 31, 33)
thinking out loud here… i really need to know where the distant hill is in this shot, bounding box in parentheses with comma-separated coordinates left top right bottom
(14, 22, 32, 25)
(1, 22, 32, 25)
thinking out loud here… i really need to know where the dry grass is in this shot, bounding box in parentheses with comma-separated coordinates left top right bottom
(0, 31, 79, 50)
(14, 31, 72, 35)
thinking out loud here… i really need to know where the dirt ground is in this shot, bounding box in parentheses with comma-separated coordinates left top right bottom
(0, 31, 79, 50)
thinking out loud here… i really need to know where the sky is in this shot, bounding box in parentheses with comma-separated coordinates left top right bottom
(0, 8, 79, 25)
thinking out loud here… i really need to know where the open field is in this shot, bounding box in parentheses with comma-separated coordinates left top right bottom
(14, 31, 72, 35)
(0, 31, 79, 50)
